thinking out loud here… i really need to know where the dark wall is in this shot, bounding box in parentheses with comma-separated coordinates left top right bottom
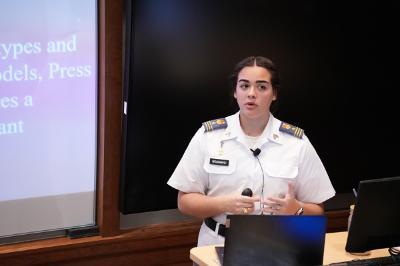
(120, 0, 400, 214)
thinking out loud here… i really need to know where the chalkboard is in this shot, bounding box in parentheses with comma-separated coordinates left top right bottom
(120, 0, 399, 214)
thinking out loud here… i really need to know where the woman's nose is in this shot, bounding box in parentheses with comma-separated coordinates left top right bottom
(247, 86, 256, 98)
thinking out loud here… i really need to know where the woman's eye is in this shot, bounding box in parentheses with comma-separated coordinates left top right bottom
(257, 84, 268, 90)
(240, 84, 249, 89)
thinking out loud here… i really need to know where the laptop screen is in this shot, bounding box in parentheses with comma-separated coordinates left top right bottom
(346, 176, 400, 252)
(223, 215, 326, 266)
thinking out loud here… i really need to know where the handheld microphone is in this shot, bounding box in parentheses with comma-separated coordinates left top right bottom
(250, 148, 261, 157)
(241, 188, 253, 197)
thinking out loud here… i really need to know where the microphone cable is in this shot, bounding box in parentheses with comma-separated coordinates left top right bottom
(251, 148, 265, 215)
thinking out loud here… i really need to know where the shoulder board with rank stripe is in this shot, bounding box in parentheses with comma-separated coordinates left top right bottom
(202, 118, 228, 132)
(279, 122, 304, 139)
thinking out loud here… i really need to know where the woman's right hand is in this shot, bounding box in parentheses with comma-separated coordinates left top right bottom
(218, 194, 260, 214)
(177, 191, 260, 219)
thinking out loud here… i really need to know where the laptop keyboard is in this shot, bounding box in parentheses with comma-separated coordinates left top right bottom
(329, 255, 400, 266)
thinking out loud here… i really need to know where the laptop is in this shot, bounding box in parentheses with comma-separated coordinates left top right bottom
(346, 176, 400, 252)
(220, 215, 326, 266)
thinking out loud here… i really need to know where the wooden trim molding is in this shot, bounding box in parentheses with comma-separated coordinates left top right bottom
(0, 221, 201, 266)
(0, 211, 348, 266)
(97, 0, 123, 237)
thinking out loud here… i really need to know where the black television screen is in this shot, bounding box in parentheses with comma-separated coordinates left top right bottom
(346, 176, 400, 252)
(120, 0, 399, 214)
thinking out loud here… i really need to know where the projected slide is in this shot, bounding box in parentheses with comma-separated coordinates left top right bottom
(0, 0, 97, 237)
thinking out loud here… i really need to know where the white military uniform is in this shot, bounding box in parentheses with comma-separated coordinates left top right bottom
(167, 112, 335, 246)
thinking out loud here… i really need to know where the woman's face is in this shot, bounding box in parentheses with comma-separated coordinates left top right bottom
(234, 65, 277, 120)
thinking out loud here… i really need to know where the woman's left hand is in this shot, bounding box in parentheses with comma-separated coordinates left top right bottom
(262, 182, 302, 215)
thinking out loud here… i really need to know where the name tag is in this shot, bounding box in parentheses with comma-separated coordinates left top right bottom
(209, 158, 229, 166)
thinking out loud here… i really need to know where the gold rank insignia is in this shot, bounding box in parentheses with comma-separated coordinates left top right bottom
(202, 118, 228, 132)
(279, 122, 304, 139)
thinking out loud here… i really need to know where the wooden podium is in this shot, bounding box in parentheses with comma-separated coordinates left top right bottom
(190, 231, 389, 265)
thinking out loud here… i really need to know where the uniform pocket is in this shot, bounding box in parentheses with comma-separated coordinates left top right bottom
(262, 162, 298, 199)
(264, 162, 298, 179)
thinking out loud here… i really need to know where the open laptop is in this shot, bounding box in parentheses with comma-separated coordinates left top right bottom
(220, 215, 326, 266)
(346, 176, 400, 253)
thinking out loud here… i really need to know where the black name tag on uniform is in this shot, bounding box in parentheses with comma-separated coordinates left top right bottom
(209, 158, 229, 166)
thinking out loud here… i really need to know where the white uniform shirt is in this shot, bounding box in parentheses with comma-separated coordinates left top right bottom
(167, 112, 335, 246)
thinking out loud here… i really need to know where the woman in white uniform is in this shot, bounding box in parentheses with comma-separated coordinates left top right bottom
(167, 56, 335, 246)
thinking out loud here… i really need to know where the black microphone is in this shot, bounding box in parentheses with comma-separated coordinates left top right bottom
(241, 188, 253, 197)
(250, 148, 261, 157)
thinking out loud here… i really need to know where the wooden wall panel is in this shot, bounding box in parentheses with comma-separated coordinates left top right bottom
(0, 221, 201, 266)
(97, 0, 123, 237)
(326, 209, 349, 233)
(0, 212, 348, 266)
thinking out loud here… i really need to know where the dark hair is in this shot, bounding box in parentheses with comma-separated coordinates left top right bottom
(229, 56, 281, 111)
(229, 56, 281, 95)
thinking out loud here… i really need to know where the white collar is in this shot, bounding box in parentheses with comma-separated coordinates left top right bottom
(222, 112, 284, 145)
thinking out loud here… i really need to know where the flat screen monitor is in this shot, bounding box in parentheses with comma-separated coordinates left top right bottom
(121, 0, 400, 214)
(345, 176, 400, 252)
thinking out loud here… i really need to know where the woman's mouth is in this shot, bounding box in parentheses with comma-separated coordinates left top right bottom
(245, 102, 257, 109)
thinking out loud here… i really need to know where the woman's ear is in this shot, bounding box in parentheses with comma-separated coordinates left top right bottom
(233, 91, 237, 99)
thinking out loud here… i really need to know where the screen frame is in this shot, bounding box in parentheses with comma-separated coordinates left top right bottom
(345, 176, 400, 252)
(0, 0, 100, 244)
